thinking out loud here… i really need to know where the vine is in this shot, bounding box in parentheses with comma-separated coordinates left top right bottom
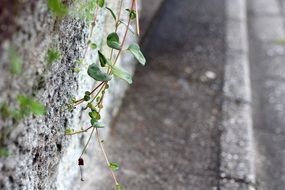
(49, 0, 145, 189)
(0, 0, 144, 189)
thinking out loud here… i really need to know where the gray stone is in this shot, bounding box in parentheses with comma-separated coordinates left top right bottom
(220, 100, 255, 184)
(226, 18, 248, 52)
(223, 50, 251, 102)
(221, 0, 255, 189)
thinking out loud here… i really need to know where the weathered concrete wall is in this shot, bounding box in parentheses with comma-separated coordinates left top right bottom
(0, 0, 136, 189)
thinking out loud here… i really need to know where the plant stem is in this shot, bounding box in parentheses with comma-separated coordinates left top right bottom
(108, 0, 136, 75)
(135, 0, 140, 36)
(83, 6, 99, 58)
(73, 81, 105, 107)
(80, 127, 95, 158)
(109, 0, 125, 62)
(95, 127, 119, 185)
(65, 126, 92, 136)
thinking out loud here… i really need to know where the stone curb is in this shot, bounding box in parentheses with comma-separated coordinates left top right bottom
(219, 0, 256, 189)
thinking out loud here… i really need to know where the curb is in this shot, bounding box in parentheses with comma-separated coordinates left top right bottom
(219, 0, 256, 189)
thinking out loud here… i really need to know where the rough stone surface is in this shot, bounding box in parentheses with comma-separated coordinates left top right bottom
(0, 1, 136, 189)
(223, 50, 251, 102)
(220, 100, 254, 183)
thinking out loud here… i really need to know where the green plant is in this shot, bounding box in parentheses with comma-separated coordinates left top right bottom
(46, 48, 61, 65)
(49, 0, 145, 188)
(0, 45, 47, 157)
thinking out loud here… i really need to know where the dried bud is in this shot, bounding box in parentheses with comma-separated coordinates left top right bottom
(78, 158, 84, 166)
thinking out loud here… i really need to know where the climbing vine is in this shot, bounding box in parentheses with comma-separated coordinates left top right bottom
(49, 0, 145, 189)
(0, 0, 144, 189)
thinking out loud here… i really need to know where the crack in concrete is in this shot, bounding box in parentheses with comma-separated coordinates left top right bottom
(219, 175, 256, 189)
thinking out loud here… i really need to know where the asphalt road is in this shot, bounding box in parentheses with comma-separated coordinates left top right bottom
(248, 0, 285, 189)
(82, 0, 226, 189)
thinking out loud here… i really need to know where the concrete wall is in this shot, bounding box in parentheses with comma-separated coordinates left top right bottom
(0, 1, 136, 189)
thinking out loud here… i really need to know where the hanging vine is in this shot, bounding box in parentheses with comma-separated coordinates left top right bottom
(49, 0, 145, 189)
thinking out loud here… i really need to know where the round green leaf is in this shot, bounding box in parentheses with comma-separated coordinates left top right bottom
(109, 162, 119, 171)
(96, 0, 105, 7)
(87, 63, 111, 81)
(107, 32, 121, 50)
(108, 64, 132, 84)
(127, 43, 146, 65)
(126, 9, 136, 20)
(90, 43, 97, 49)
(90, 119, 104, 128)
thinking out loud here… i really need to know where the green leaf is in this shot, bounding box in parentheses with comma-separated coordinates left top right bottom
(98, 51, 107, 67)
(73, 66, 81, 73)
(127, 43, 146, 65)
(0, 147, 9, 157)
(106, 7, 116, 21)
(47, 0, 68, 17)
(90, 119, 104, 128)
(108, 64, 132, 84)
(126, 9, 136, 20)
(0, 102, 11, 120)
(96, 0, 105, 7)
(16, 95, 46, 116)
(109, 162, 119, 171)
(8, 47, 22, 75)
(90, 43, 97, 49)
(107, 32, 121, 50)
(87, 63, 111, 81)
(116, 183, 123, 190)
(88, 110, 101, 120)
(87, 103, 96, 111)
(46, 48, 61, 65)
(64, 128, 74, 135)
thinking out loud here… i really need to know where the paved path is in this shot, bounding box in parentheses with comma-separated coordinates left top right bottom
(248, 0, 285, 189)
(81, 0, 226, 189)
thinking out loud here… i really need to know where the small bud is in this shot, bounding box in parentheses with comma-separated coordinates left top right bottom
(78, 157, 84, 166)
(84, 95, 90, 101)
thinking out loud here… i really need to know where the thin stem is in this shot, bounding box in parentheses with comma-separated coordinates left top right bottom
(65, 126, 92, 136)
(108, 0, 136, 75)
(73, 81, 105, 107)
(109, 0, 125, 63)
(95, 128, 119, 185)
(90, 81, 105, 94)
(83, 6, 99, 58)
(116, 0, 124, 25)
(89, 82, 107, 104)
(80, 127, 95, 158)
(135, 0, 140, 36)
